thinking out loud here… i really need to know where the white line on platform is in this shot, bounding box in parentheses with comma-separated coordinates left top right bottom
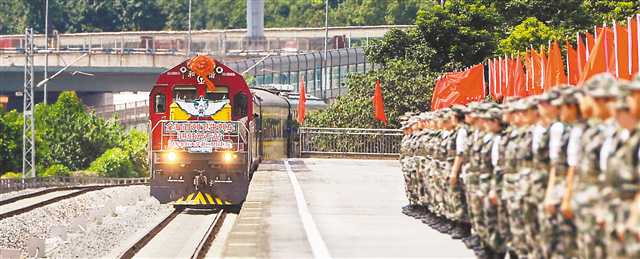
(284, 159, 332, 259)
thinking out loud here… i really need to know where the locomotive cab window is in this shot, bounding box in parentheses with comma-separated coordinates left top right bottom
(205, 86, 229, 101)
(233, 93, 248, 117)
(173, 86, 198, 101)
(154, 93, 166, 113)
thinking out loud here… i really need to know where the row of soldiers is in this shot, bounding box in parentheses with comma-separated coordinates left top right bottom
(400, 73, 640, 259)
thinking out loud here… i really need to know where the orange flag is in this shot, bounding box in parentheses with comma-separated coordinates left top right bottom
(506, 57, 517, 97)
(631, 15, 639, 76)
(579, 28, 609, 84)
(577, 33, 587, 78)
(545, 41, 567, 89)
(431, 65, 486, 110)
(373, 80, 387, 125)
(541, 47, 548, 91)
(566, 41, 580, 85)
(512, 56, 526, 97)
(489, 59, 499, 100)
(598, 26, 617, 75)
(531, 48, 544, 95)
(297, 78, 307, 124)
(525, 50, 532, 96)
(586, 32, 595, 58)
(615, 22, 631, 79)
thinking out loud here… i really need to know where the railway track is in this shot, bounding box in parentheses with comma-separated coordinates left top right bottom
(0, 183, 146, 221)
(120, 208, 228, 259)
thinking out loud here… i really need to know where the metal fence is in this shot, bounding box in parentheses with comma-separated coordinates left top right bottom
(0, 176, 149, 194)
(230, 47, 378, 100)
(91, 100, 148, 128)
(298, 127, 402, 156)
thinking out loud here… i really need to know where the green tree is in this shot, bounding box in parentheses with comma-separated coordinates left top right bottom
(36, 91, 123, 171)
(498, 17, 564, 55)
(88, 147, 136, 178)
(119, 130, 149, 176)
(582, 0, 640, 25)
(414, 1, 501, 72)
(0, 110, 23, 175)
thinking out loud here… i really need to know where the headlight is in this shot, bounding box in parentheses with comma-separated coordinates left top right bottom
(166, 151, 177, 163)
(222, 151, 238, 163)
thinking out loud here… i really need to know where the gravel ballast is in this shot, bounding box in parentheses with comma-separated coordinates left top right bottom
(0, 185, 172, 258)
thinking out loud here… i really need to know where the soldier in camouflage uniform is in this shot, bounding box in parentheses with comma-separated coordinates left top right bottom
(400, 113, 419, 205)
(494, 101, 520, 258)
(540, 87, 580, 258)
(602, 82, 640, 258)
(446, 105, 472, 239)
(505, 99, 536, 257)
(570, 74, 617, 259)
(462, 103, 497, 257)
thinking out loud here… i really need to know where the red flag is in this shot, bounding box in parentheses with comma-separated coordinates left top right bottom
(512, 56, 526, 97)
(598, 26, 616, 75)
(614, 22, 631, 79)
(373, 80, 387, 125)
(579, 28, 610, 84)
(541, 47, 548, 91)
(525, 50, 532, 95)
(586, 32, 595, 58)
(566, 41, 580, 85)
(577, 33, 587, 78)
(489, 59, 499, 100)
(632, 15, 640, 76)
(545, 41, 567, 89)
(432, 65, 485, 109)
(506, 57, 517, 97)
(531, 48, 544, 95)
(297, 78, 307, 124)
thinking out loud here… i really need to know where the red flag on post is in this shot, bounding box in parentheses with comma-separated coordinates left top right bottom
(545, 41, 567, 89)
(566, 41, 580, 85)
(373, 80, 387, 125)
(297, 78, 307, 124)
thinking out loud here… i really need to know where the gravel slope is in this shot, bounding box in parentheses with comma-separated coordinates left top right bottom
(0, 185, 172, 258)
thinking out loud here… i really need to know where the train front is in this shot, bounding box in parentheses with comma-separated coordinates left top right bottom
(148, 55, 256, 207)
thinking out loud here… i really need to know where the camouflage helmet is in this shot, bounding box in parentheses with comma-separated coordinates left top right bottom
(586, 73, 617, 98)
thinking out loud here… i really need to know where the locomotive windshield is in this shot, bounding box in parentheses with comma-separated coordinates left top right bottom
(206, 86, 229, 101)
(173, 86, 198, 101)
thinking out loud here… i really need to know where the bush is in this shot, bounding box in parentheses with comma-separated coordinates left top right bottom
(88, 147, 135, 178)
(41, 164, 71, 177)
(0, 171, 22, 179)
(119, 130, 149, 177)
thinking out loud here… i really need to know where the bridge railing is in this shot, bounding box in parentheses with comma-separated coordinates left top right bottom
(0, 176, 149, 194)
(298, 127, 402, 157)
(0, 26, 406, 56)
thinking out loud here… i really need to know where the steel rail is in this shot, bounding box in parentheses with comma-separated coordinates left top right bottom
(0, 183, 145, 221)
(0, 183, 145, 206)
(191, 209, 227, 259)
(119, 208, 226, 259)
(119, 208, 184, 259)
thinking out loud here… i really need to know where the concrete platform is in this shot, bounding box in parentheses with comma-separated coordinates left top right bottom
(222, 158, 474, 258)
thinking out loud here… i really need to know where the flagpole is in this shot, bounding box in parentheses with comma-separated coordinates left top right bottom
(531, 46, 536, 93)
(577, 33, 583, 76)
(566, 42, 570, 84)
(540, 46, 545, 91)
(637, 14, 640, 74)
(613, 20, 620, 78)
(604, 22, 611, 74)
(627, 17, 633, 75)
(525, 50, 529, 92)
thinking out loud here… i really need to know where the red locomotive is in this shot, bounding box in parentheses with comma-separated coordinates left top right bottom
(148, 55, 325, 207)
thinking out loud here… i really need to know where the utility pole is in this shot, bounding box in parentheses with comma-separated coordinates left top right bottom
(44, 0, 49, 104)
(23, 28, 36, 179)
(187, 0, 192, 57)
(323, 0, 329, 100)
